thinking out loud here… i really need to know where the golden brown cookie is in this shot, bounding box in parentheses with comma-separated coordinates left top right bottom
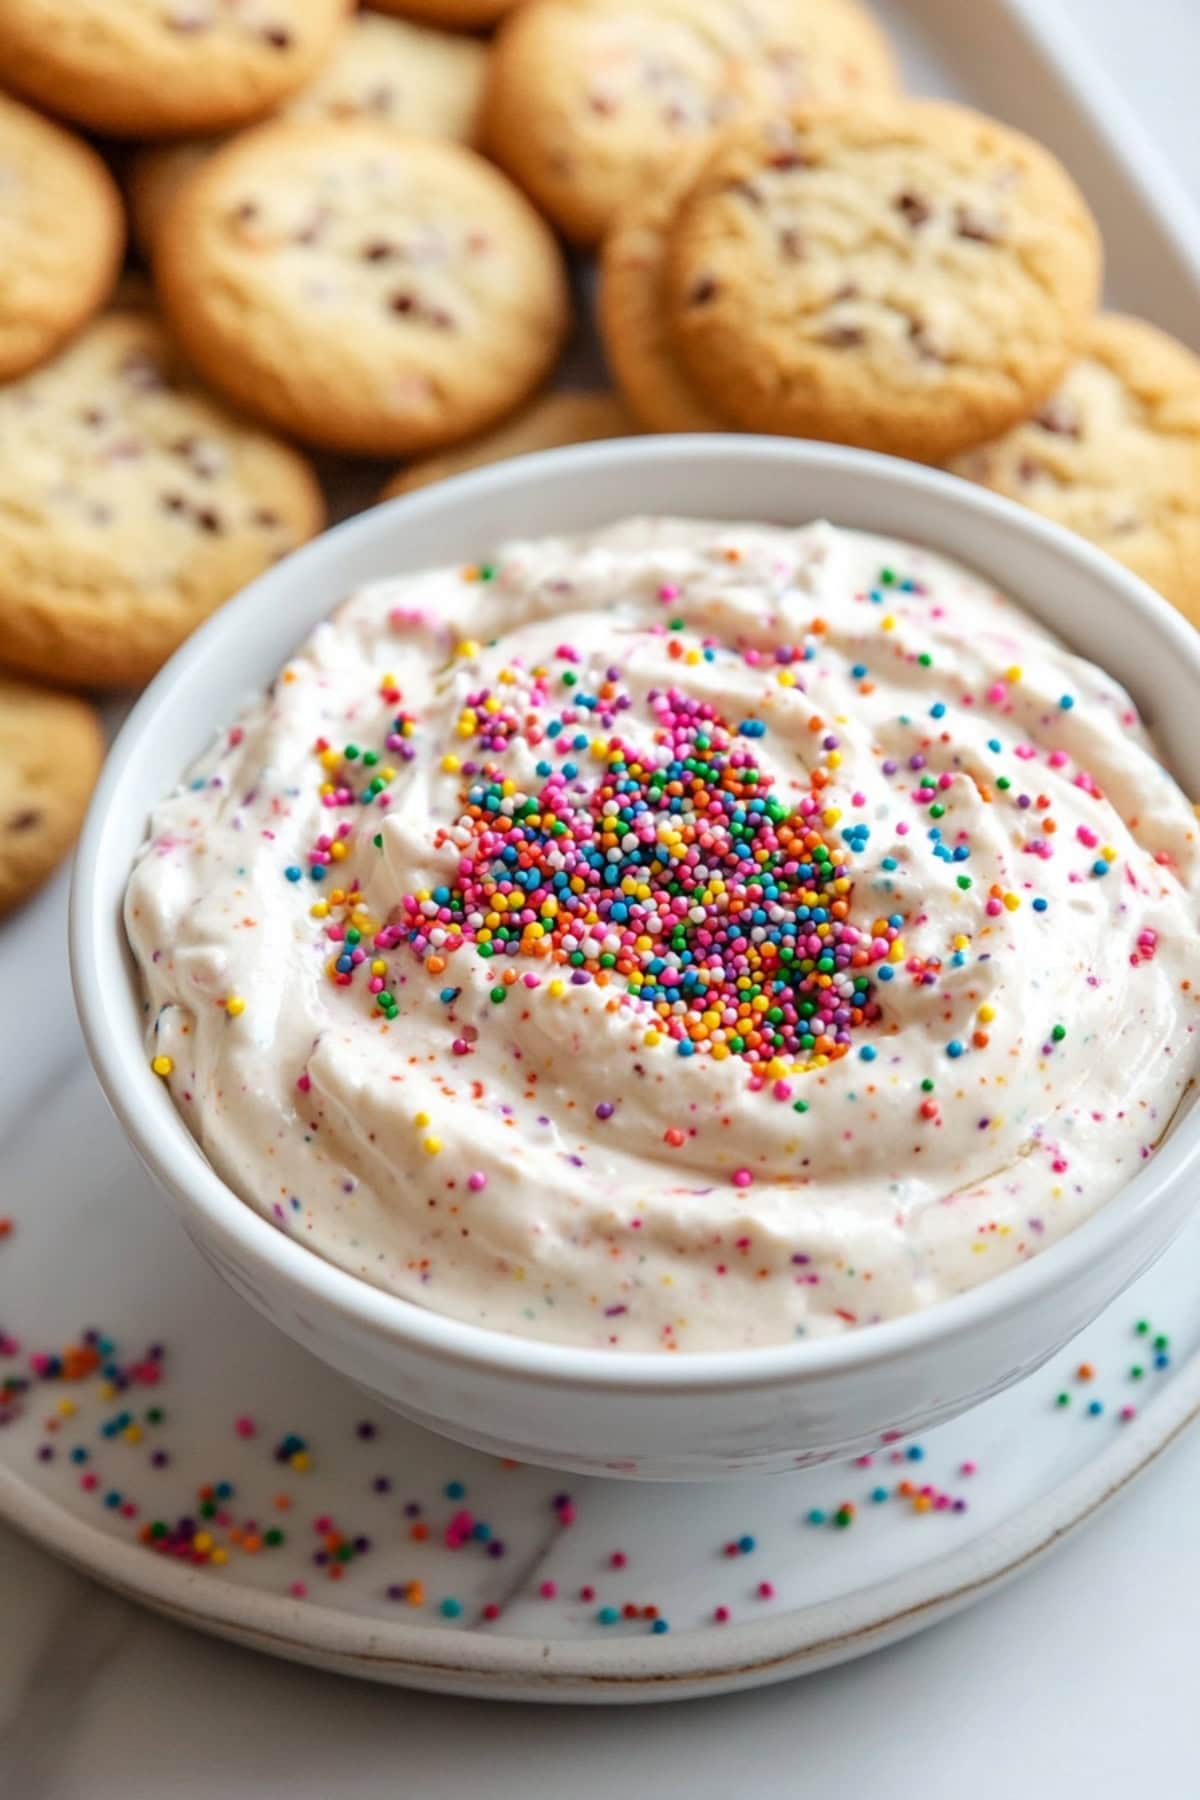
(665, 99, 1102, 461)
(0, 674, 105, 916)
(154, 120, 570, 457)
(950, 313, 1200, 626)
(126, 10, 488, 252)
(484, 0, 899, 244)
(0, 0, 349, 138)
(0, 93, 124, 381)
(599, 154, 727, 432)
(381, 389, 636, 495)
(368, 0, 520, 28)
(0, 311, 324, 692)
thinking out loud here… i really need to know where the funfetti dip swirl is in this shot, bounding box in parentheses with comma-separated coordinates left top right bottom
(125, 518, 1200, 1351)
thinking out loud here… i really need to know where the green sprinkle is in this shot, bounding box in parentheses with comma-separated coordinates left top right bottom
(1056, 1392, 1070, 1407)
(792, 1098, 809, 1114)
(920, 1078, 934, 1093)
(1051, 1024, 1066, 1042)
(490, 985, 507, 1004)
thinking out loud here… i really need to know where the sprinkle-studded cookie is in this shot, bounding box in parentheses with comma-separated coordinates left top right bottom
(127, 10, 488, 252)
(381, 389, 636, 496)
(665, 99, 1102, 461)
(0, 311, 324, 691)
(0, 93, 124, 381)
(154, 120, 570, 457)
(0, 0, 349, 138)
(484, 0, 898, 244)
(599, 154, 727, 432)
(951, 313, 1200, 626)
(0, 674, 105, 916)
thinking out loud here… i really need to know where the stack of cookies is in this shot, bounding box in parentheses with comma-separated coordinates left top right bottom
(0, 0, 1197, 916)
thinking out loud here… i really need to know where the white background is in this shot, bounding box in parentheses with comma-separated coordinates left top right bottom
(4, 3, 1200, 1793)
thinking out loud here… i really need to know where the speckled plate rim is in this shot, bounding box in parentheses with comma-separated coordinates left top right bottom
(4, 1335, 1199, 1703)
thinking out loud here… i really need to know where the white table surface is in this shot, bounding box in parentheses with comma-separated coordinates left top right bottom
(5, 5, 1200, 1793)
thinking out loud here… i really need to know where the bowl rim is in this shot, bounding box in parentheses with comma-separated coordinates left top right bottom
(71, 434, 1200, 1395)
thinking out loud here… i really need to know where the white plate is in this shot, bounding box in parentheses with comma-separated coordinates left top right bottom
(2, 930, 1199, 1703)
(4, 0, 1200, 1707)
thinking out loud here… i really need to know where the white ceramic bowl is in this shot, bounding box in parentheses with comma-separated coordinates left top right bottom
(71, 437, 1200, 1480)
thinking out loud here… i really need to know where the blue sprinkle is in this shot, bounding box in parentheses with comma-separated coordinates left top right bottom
(906, 1444, 925, 1461)
(1033, 896, 1048, 912)
(871, 1486, 889, 1503)
(1092, 860, 1110, 877)
(597, 1606, 620, 1625)
(947, 1039, 965, 1059)
(739, 719, 767, 738)
(738, 1534, 756, 1553)
(439, 1597, 464, 1619)
(444, 1479, 466, 1500)
(881, 856, 897, 871)
(309, 865, 325, 881)
(859, 1045, 877, 1062)
(930, 702, 946, 719)
(1059, 694, 1075, 710)
(284, 866, 302, 882)
(806, 1508, 826, 1526)
(1087, 1400, 1103, 1416)
(878, 965, 895, 982)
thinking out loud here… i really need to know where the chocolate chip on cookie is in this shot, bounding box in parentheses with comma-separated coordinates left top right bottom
(0, 311, 324, 691)
(484, 0, 898, 244)
(0, 0, 348, 137)
(664, 99, 1102, 461)
(154, 120, 571, 457)
(950, 313, 1200, 626)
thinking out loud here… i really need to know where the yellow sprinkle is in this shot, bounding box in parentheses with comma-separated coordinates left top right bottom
(1101, 845, 1117, 862)
(825, 750, 842, 770)
(423, 1137, 442, 1155)
(311, 900, 329, 918)
(329, 841, 347, 861)
(441, 754, 461, 774)
(978, 1003, 996, 1023)
(1006, 665, 1022, 683)
(548, 979, 566, 998)
(456, 639, 480, 657)
(289, 1451, 310, 1472)
(98, 1382, 116, 1402)
(1003, 892, 1020, 912)
(414, 1111, 430, 1127)
(151, 1055, 174, 1078)
(318, 748, 341, 770)
(643, 1028, 661, 1045)
(777, 669, 795, 687)
(122, 1424, 143, 1444)
(209, 1547, 229, 1566)
(224, 995, 245, 1017)
(591, 739, 607, 759)
(193, 1532, 213, 1553)
(57, 1398, 76, 1418)
(371, 959, 387, 976)
(822, 807, 841, 827)
(881, 615, 896, 631)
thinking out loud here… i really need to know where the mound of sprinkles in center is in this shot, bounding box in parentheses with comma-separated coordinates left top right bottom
(394, 687, 895, 1072)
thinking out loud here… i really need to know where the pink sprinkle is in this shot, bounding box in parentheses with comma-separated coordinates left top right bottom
(538, 1580, 558, 1599)
(713, 1605, 730, 1623)
(289, 1581, 308, 1599)
(557, 1502, 576, 1526)
(610, 1550, 627, 1569)
(732, 1169, 753, 1189)
(296, 1073, 311, 1093)
(1120, 1405, 1136, 1422)
(579, 1585, 596, 1602)
(467, 1171, 488, 1192)
(482, 1602, 501, 1620)
(959, 1460, 976, 1476)
(757, 1581, 775, 1600)
(234, 1416, 256, 1438)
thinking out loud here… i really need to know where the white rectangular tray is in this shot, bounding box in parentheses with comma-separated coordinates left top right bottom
(4, 0, 1200, 1140)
